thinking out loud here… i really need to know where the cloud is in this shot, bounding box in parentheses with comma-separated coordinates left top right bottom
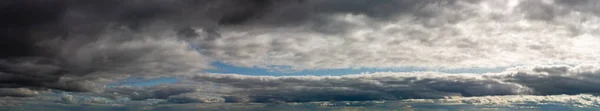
(196, 0, 600, 70)
(12, 64, 585, 104)
(0, 88, 40, 97)
(0, 32, 212, 92)
(103, 83, 234, 101)
(6, 93, 600, 110)
(167, 93, 226, 103)
(0, 0, 276, 91)
(491, 64, 600, 95)
(4, 1, 600, 110)
(3, 0, 600, 99)
(186, 72, 529, 103)
(159, 64, 600, 103)
(1, 65, 600, 109)
(407, 94, 600, 108)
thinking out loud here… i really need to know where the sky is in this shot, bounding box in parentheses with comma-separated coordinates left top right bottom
(2, 0, 600, 110)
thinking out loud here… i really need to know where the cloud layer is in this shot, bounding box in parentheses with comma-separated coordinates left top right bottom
(407, 94, 600, 108)
(5, 93, 600, 110)
(202, 0, 600, 70)
(60, 64, 594, 104)
(2, 1, 600, 109)
(0, 0, 286, 91)
(4, 64, 600, 104)
(2, 64, 600, 110)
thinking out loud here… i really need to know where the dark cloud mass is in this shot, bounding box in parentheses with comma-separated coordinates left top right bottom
(0, 0, 296, 92)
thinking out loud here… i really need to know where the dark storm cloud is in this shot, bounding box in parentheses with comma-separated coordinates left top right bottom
(0, 0, 66, 58)
(0, 0, 295, 92)
(224, 0, 472, 31)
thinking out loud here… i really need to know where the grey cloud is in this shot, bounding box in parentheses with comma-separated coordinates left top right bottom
(81, 65, 600, 104)
(6, 94, 600, 110)
(0, 0, 291, 91)
(167, 93, 225, 103)
(246, 0, 459, 26)
(103, 83, 228, 101)
(4, 0, 600, 97)
(187, 73, 531, 103)
(158, 64, 600, 103)
(492, 65, 600, 95)
(407, 94, 600, 108)
(4, 65, 600, 105)
(0, 88, 40, 97)
(554, 0, 600, 16)
(518, 0, 568, 21)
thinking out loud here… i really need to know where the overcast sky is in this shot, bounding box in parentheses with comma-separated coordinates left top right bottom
(1, 0, 600, 109)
